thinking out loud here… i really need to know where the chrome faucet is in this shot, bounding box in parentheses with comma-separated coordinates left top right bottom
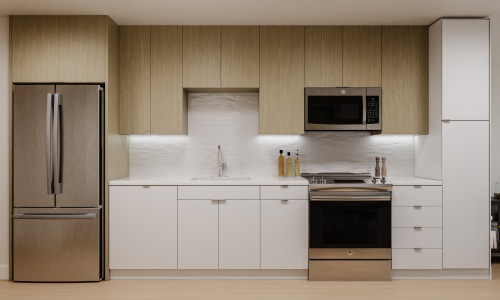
(217, 145, 226, 177)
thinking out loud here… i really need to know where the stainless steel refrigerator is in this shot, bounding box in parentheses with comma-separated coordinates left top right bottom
(12, 84, 103, 282)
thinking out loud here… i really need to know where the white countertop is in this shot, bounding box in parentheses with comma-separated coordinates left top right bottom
(388, 177, 442, 186)
(109, 176, 310, 186)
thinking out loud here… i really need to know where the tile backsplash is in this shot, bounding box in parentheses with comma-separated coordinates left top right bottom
(129, 93, 415, 178)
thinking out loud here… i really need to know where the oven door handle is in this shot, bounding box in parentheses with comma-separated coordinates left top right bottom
(310, 195, 391, 201)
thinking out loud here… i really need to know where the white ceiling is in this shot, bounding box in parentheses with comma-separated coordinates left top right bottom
(1, 0, 499, 25)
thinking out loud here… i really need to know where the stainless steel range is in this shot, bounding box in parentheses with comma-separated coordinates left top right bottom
(302, 172, 393, 281)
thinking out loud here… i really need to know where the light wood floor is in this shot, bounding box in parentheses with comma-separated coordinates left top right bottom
(1, 265, 500, 300)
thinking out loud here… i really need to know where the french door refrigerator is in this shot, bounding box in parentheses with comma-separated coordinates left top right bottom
(12, 84, 103, 282)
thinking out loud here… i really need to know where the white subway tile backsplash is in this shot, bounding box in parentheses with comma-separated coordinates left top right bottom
(129, 93, 415, 178)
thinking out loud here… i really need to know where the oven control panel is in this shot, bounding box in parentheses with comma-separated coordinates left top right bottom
(366, 96, 380, 124)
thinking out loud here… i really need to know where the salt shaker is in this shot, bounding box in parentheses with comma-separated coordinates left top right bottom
(375, 157, 380, 178)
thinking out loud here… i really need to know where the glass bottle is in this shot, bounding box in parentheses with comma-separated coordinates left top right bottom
(278, 150, 284, 177)
(285, 152, 292, 177)
(294, 150, 301, 176)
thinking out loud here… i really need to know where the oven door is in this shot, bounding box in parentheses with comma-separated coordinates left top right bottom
(309, 200, 391, 248)
(305, 87, 367, 130)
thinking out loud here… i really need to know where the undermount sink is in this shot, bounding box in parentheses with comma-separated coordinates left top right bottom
(191, 176, 252, 181)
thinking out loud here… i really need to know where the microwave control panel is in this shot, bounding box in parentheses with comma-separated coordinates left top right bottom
(366, 96, 380, 124)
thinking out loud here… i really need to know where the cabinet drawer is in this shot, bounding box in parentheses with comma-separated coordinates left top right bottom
(392, 207, 442, 227)
(392, 249, 443, 269)
(178, 186, 259, 200)
(392, 186, 442, 206)
(261, 185, 308, 200)
(392, 228, 442, 249)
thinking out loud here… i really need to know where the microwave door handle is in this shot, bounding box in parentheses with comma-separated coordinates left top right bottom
(362, 94, 367, 125)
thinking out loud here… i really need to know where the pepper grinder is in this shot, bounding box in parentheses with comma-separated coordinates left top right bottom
(375, 157, 381, 178)
(381, 157, 387, 183)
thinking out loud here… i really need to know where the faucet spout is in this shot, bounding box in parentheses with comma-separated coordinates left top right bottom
(217, 145, 226, 177)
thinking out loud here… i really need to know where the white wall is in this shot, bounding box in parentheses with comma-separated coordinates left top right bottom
(491, 13, 500, 194)
(0, 17, 9, 279)
(129, 93, 416, 179)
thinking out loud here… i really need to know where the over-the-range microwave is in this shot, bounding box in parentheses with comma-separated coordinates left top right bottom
(305, 87, 381, 131)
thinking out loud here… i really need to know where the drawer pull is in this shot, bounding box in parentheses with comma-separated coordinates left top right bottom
(142, 185, 151, 189)
(211, 200, 226, 203)
(414, 205, 422, 209)
(414, 185, 422, 188)
(280, 185, 289, 188)
(281, 199, 289, 203)
(414, 248, 422, 252)
(414, 227, 422, 230)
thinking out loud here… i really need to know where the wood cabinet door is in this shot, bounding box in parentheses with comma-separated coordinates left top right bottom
(183, 26, 221, 88)
(442, 121, 490, 269)
(109, 186, 178, 269)
(261, 200, 308, 269)
(342, 26, 381, 87)
(382, 26, 428, 134)
(118, 26, 151, 134)
(58, 16, 107, 82)
(10, 16, 58, 82)
(260, 26, 305, 134)
(218, 200, 260, 269)
(305, 26, 343, 87)
(178, 200, 219, 269)
(150, 26, 186, 134)
(221, 26, 259, 88)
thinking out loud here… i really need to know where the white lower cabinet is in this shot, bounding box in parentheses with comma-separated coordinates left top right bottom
(219, 200, 260, 269)
(392, 249, 443, 269)
(177, 186, 261, 270)
(178, 200, 219, 269)
(391, 185, 443, 270)
(109, 186, 178, 269)
(261, 199, 308, 269)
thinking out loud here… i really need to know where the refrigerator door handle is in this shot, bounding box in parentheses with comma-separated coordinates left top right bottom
(53, 94, 62, 194)
(13, 213, 97, 220)
(46, 94, 54, 195)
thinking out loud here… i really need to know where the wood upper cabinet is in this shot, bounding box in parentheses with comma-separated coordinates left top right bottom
(305, 26, 343, 87)
(58, 16, 107, 82)
(260, 26, 305, 134)
(119, 26, 151, 134)
(11, 15, 110, 83)
(382, 26, 428, 134)
(150, 26, 186, 134)
(10, 16, 59, 82)
(119, 26, 186, 135)
(343, 26, 381, 87)
(183, 26, 221, 88)
(221, 26, 259, 88)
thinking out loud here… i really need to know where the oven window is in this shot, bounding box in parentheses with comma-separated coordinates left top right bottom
(307, 96, 363, 125)
(310, 201, 391, 248)
(323, 211, 378, 245)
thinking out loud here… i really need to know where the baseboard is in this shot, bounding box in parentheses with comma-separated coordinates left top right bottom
(391, 269, 491, 280)
(110, 269, 308, 280)
(0, 264, 8, 280)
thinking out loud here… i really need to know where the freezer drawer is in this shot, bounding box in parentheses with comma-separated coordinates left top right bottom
(13, 208, 101, 282)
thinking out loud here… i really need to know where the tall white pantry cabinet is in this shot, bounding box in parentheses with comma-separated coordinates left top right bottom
(417, 18, 490, 271)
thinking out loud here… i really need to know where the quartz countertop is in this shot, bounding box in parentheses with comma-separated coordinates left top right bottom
(388, 177, 442, 186)
(109, 176, 310, 186)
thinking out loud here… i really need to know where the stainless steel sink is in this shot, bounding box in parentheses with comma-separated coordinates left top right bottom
(191, 176, 251, 181)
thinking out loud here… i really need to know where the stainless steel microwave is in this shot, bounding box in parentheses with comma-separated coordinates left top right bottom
(305, 87, 382, 131)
